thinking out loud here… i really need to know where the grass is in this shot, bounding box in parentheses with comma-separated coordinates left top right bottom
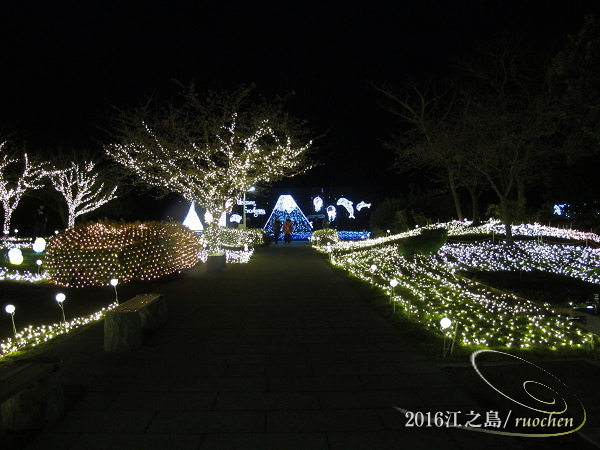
(1, 247, 44, 273)
(460, 269, 598, 307)
(322, 251, 600, 363)
(326, 257, 472, 362)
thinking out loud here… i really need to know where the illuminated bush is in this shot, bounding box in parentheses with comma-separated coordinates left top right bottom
(398, 227, 448, 255)
(200, 227, 255, 250)
(246, 228, 269, 247)
(45, 221, 201, 287)
(310, 228, 340, 246)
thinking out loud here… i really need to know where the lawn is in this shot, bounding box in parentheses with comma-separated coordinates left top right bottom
(318, 221, 600, 359)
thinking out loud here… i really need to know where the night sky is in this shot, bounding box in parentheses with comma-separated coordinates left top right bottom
(1, 0, 600, 192)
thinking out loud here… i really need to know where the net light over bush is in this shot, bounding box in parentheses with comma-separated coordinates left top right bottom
(44, 221, 201, 287)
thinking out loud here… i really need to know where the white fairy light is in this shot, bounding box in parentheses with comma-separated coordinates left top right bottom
(0, 144, 48, 236)
(336, 198, 355, 219)
(49, 160, 118, 228)
(315, 221, 598, 352)
(106, 113, 312, 253)
(313, 196, 323, 212)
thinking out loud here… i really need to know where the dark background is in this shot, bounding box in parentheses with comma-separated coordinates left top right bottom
(1, 0, 600, 230)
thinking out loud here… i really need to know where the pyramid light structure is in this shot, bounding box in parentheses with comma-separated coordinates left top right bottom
(182, 201, 203, 231)
(264, 195, 313, 235)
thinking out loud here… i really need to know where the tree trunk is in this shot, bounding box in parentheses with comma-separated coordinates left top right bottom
(516, 180, 527, 223)
(448, 168, 464, 221)
(468, 187, 481, 226)
(2, 207, 13, 236)
(499, 195, 513, 245)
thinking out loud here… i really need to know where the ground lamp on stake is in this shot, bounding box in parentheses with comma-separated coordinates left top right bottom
(440, 317, 459, 358)
(36, 259, 42, 275)
(55, 293, 66, 326)
(370, 264, 377, 289)
(110, 278, 119, 304)
(5, 304, 16, 336)
(390, 279, 398, 312)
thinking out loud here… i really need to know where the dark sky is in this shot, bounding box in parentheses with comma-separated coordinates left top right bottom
(1, 0, 600, 191)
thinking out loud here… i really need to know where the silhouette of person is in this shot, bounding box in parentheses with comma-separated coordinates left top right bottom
(273, 217, 282, 245)
(283, 217, 294, 244)
(33, 204, 47, 238)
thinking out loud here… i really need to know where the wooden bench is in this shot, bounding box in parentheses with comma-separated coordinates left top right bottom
(104, 294, 167, 352)
(0, 358, 64, 430)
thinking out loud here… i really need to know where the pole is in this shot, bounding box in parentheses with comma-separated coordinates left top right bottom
(242, 192, 247, 229)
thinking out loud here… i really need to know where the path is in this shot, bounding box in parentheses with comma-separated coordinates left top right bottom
(1, 242, 583, 449)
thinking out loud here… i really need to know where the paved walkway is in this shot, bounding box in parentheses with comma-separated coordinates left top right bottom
(1, 242, 595, 449)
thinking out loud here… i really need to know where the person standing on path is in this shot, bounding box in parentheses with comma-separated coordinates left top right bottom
(33, 204, 47, 238)
(283, 217, 294, 244)
(273, 217, 282, 245)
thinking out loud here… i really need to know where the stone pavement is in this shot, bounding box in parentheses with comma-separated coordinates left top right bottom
(2, 242, 598, 449)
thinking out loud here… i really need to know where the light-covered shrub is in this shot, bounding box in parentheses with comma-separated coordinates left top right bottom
(246, 228, 269, 247)
(310, 228, 340, 246)
(45, 221, 201, 287)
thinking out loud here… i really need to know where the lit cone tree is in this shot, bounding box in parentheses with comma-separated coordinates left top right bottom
(0, 142, 47, 236)
(106, 83, 313, 252)
(49, 160, 118, 228)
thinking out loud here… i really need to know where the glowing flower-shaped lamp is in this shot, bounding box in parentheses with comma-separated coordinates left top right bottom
(110, 278, 119, 304)
(55, 293, 66, 325)
(5, 304, 16, 335)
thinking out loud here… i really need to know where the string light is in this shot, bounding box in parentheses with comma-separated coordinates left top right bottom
(49, 161, 118, 228)
(0, 144, 48, 236)
(0, 302, 118, 359)
(316, 220, 598, 352)
(336, 198, 355, 219)
(44, 221, 201, 287)
(106, 114, 312, 253)
(263, 195, 313, 238)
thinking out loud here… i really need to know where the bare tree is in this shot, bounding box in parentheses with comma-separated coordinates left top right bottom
(105, 83, 313, 252)
(0, 142, 47, 236)
(49, 160, 118, 228)
(373, 79, 486, 222)
(455, 41, 556, 242)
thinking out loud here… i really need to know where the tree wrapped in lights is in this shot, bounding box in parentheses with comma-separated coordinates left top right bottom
(49, 160, 118, 228)
(106, 83, 313, 252)
(0, 142, 47, 236)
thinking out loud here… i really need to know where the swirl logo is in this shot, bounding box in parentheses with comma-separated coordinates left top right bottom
(470, 350, 586, 437)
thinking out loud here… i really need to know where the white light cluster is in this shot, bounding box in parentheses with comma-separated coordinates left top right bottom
(437, 241, 600, 284)
(263, 195, 313, 235)
(325, 222, 599, 352)
(0, 145, 48, 236)
(44, 222, 201, 287)
(107, 116, 311, 252)
(49, 161, 118, 228)
(198, 248, 254, 264)
(0, 302, 117, 359)
(1, 237, 34, 249)
(0, 267, 46, 283)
